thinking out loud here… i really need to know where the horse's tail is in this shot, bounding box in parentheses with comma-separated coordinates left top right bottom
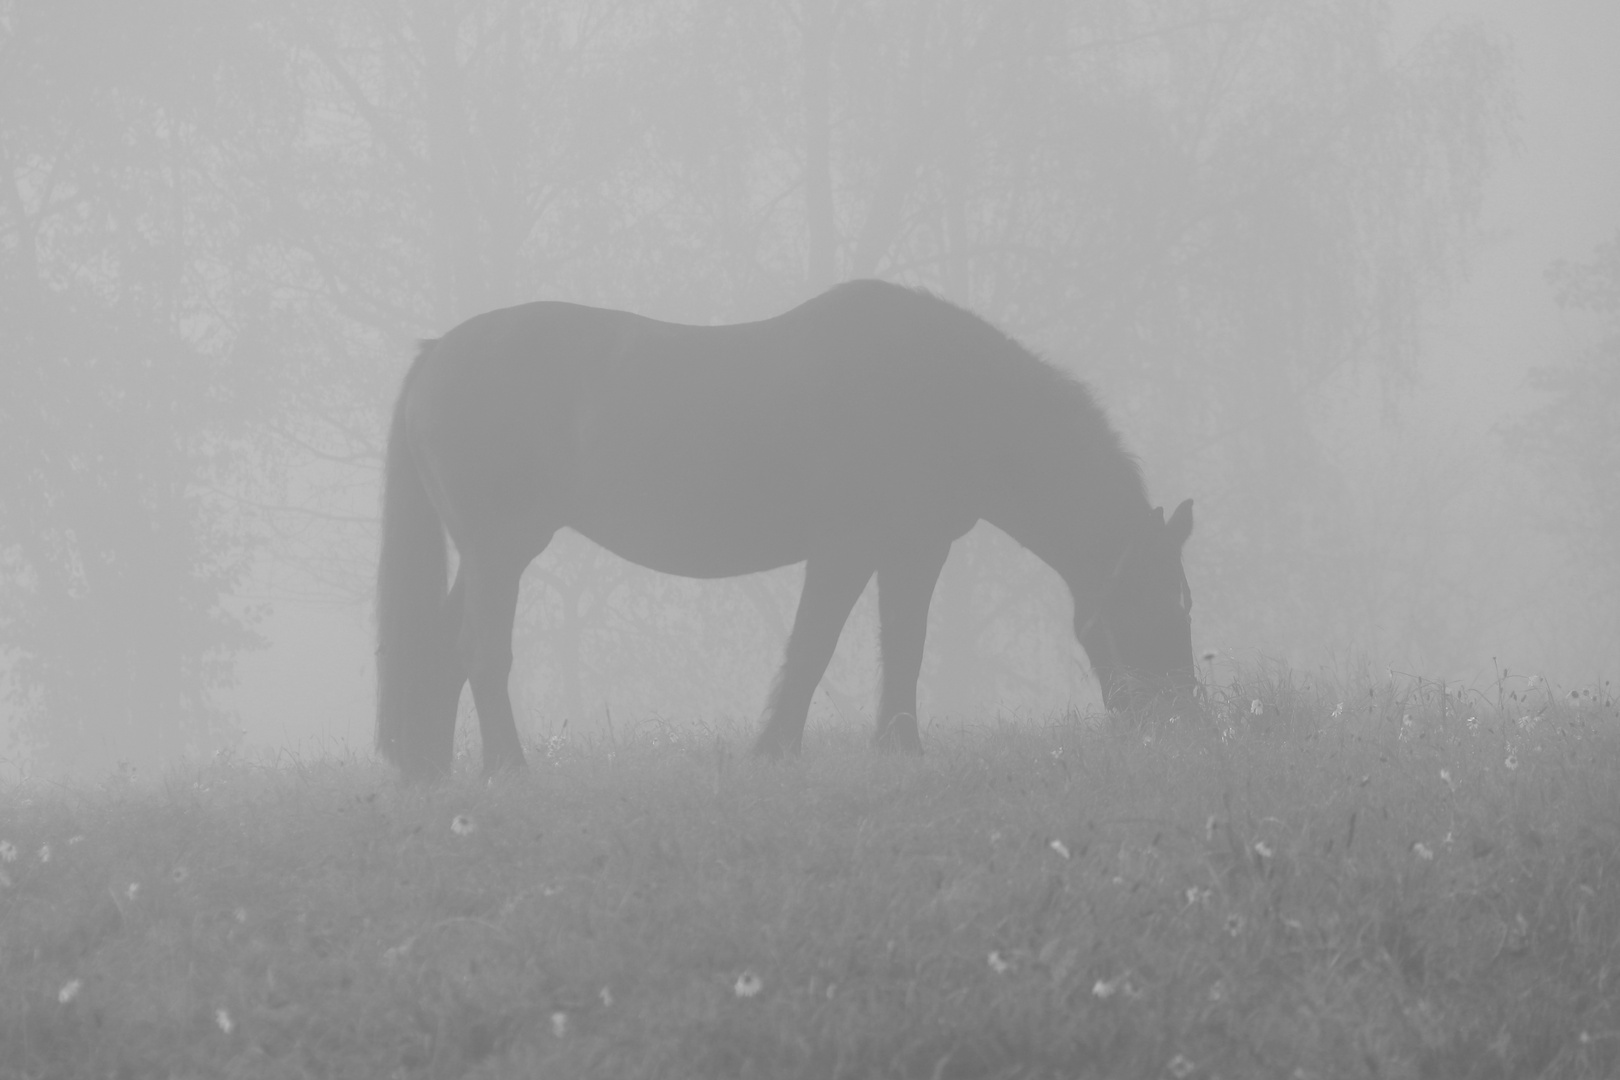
(376, 341, 454, 780)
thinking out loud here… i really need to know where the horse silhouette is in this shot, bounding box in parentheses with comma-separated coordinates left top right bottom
(376, 280, 1195, 780)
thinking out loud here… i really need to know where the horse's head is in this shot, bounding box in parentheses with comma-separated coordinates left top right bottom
(1079, 498, 1197, 716)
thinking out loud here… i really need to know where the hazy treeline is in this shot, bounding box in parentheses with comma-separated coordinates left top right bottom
(5, 0, 1609, 773)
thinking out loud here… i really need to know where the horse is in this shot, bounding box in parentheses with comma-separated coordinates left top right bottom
(376, 280, 1196, 780)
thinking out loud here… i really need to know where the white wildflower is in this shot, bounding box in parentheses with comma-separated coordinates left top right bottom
(734, 970, 763, 997)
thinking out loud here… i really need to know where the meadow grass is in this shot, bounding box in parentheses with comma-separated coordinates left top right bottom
(2, 668, 1617, 1079)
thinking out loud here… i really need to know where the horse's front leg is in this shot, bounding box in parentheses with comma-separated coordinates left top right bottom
(753, 551, 873, 757)
(874, 538, 952, 753)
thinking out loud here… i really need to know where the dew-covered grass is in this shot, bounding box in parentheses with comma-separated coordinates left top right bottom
(2, 667, 1617, 1079)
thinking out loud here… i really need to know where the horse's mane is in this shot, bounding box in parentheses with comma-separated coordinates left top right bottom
(831, 280, 1146, 505)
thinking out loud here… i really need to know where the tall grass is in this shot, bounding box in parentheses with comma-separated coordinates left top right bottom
(2, 666, 1616, 1079)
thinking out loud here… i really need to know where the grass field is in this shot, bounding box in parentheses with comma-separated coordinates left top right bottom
(2, 667, 1618, 1079)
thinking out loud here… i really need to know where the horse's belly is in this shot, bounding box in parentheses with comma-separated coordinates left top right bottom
(568, 385, 818, 575)
(564, 348, 977, 576)
(572, 501, 808, 579)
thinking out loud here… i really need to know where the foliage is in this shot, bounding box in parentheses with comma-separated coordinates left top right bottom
(1507, 232, 1620, 611)
(0, 292, 261, 770)
(0, 2, 291, 769)
(2, 669, 1616, 1078)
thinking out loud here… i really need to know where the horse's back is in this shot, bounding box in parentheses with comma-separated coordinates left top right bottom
(586, 282, 1011, 525)
(401, 283, 1059, 573)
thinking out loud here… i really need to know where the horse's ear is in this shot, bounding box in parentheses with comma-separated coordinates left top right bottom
(1166, 498, 1193, 548)
(1153, 505, 1166, 524)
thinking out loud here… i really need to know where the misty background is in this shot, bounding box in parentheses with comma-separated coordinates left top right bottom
(2, 0, 1616, 778)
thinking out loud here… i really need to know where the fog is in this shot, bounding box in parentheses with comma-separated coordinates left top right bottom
(2, 1, 1617, 777)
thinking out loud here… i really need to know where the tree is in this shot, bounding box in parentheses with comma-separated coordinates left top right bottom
(0, 0, 281, 771)
(1506, 232, 1620, 664)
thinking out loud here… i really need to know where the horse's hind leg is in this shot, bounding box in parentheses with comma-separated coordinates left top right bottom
(428, 569, 469, 769)
(454, 546, 536, 774)
(754, 551, 873, 758)
(875, 538, 952, 753)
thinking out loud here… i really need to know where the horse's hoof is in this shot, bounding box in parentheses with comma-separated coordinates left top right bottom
(482, 753, 528, 780)
(873, 714, 923, 755)
(396, 758, 454, 785)
(752, 734, 800, 759)
(874, 736, 924, 756)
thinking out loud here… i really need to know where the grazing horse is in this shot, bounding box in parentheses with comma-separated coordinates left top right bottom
(376, 280, 1196, 780)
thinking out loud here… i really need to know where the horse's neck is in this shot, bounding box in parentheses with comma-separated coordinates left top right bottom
(985, 468, 1137, 610)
